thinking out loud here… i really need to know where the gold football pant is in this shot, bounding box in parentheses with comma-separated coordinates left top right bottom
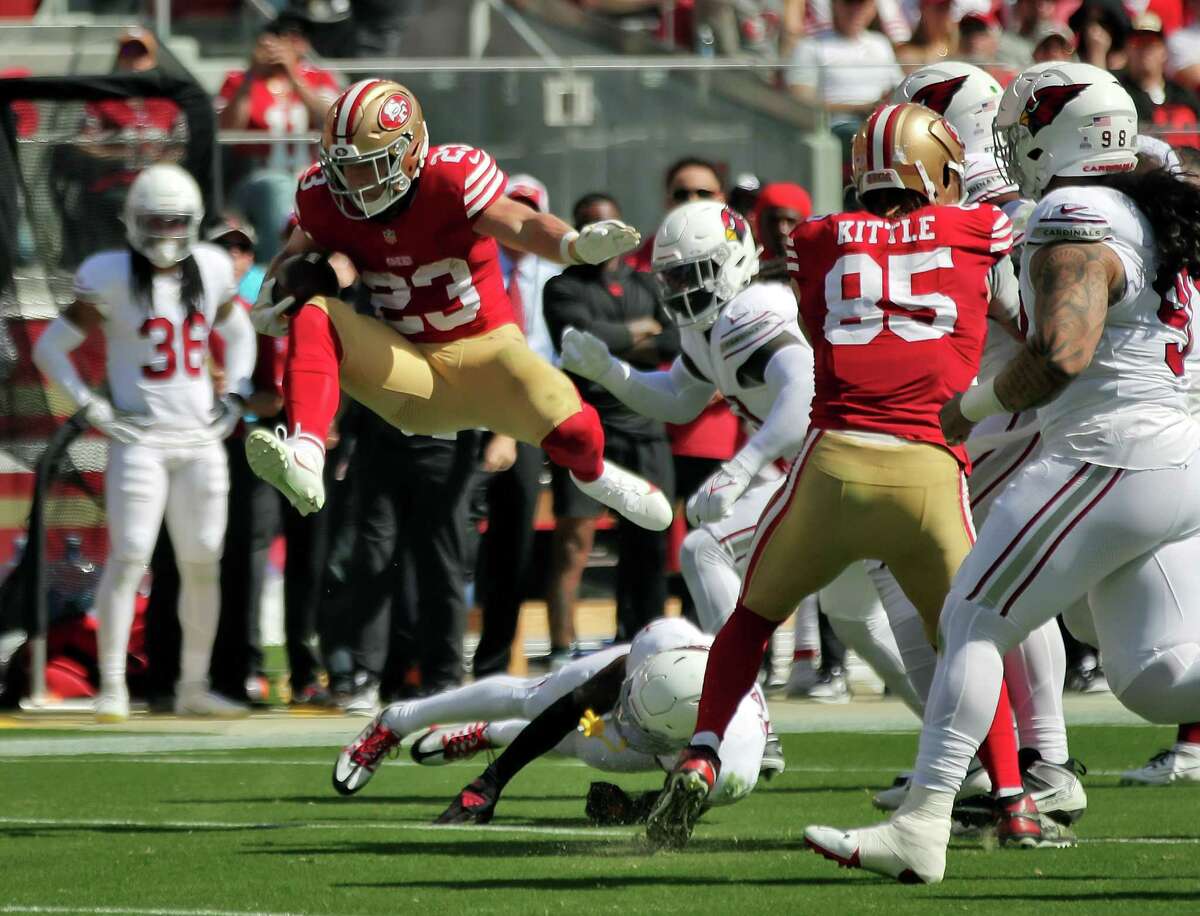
(309, 295, 582, 444)
(740, 430, 974, 642)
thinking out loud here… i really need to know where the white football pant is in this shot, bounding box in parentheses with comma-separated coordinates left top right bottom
(95, 441, 228, 693)
(915, 454, 1200, 794)
(968, 415, 1070, 764)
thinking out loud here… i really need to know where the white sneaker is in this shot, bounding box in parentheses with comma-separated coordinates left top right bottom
(245, 427, 325, 516)
(805, 811, 950, 885)
(873, 759, 991, 811)
(804, 667, 850, 704)
(175, 686, 250, 718)
(571, 460, 672, 531)
(785, 660, 821, 697)
(410, 722, 494, 766)
(95, 684, 130, 723)
(1120, 743, 1200, 786)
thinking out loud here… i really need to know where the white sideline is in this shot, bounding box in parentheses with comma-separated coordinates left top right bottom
(0, 815, 634, 839)
(1, 908, 331, 916)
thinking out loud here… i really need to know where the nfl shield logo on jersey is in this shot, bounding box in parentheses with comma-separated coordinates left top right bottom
(383, 229, 397, 244)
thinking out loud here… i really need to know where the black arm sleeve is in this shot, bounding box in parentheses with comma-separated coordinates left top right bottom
(736, 332, 800, 387)
(484, 654, 628, 789)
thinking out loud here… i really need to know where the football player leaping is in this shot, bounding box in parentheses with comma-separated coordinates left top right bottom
(331, 617, 771, 827)
(559, 200, 928, 717)
(246, 80, 669, 531)
(648, 103, 1049, 850)
(805, 63, 1200, 884)
(33, 164, 256, 721)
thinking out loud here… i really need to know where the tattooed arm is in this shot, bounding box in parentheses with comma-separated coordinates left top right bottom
(941, 241, 1124, 445)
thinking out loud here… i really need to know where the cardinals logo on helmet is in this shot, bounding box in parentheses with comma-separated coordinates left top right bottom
(721, 207, 748, 242)
(1020, 83, 1088, 136)
(912, 76, 968, 115)
(378, 94, 411, 131)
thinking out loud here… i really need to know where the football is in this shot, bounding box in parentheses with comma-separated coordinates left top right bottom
(273, 251, 341, 309)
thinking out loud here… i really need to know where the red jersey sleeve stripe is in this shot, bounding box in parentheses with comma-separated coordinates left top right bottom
(466, 168, 506, 218)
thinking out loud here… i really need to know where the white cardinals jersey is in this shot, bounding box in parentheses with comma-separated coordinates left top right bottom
(977, 198, 1033, 380)
(1019, 186, 1200, 470)
(74, 244, 236, 443)
(679, 282, 813, 457)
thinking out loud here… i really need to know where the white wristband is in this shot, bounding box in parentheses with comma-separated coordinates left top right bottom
(960, 377, 1006, 422)
(559, 230, 580, 265)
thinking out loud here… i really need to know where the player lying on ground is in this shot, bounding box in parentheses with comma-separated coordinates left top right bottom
(805, 62, 1200, 885)
(245, 79, 669, 532)
(648, 102, 1071, 851)
(33, 164, 255, 722)
(560, 200, 928, 715)
(332, 618, 774, 837)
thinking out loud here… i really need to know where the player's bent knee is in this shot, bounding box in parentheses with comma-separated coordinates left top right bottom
(937, 594, 1021, 655)
(680, 528, 735, 578)
(1113, 646, 1200, 723)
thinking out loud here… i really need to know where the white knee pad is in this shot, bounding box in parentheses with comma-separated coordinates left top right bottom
(680, 527, 736, 580)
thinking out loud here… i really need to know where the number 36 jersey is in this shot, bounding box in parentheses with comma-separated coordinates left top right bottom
(786, 203, 1012, 466)
(1019, 186, 1200, 470)
(73, 244, 235, 441)
(295, 143, 515, 344)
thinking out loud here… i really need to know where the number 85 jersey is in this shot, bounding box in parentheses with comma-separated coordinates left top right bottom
(787, 202, 1013, 466)
(294, 143, 515, 344)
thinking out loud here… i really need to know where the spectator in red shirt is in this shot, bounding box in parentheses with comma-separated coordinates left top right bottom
(215, 13, 340, 260)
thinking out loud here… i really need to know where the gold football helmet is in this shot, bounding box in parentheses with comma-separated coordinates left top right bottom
(319, 79, 429, 220)
(852, 102, 965, 207)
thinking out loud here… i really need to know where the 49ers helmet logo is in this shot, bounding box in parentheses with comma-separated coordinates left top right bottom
(721, 207, 748, 242)
(378, 94, 411, 131)
(1020, 83, 1088, 136)
(911, 75, 968, 115)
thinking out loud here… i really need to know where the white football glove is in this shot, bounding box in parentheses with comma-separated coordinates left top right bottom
(570, 220, 641, 265)
(83, 397, 146, 445)
(209, 395, 246, 441)
(686, 455, 756, 526)
(560, 326, 617, 382)
(250, 277, 294, 337)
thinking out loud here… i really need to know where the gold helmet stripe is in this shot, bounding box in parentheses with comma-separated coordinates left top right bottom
(334, 78, 383, 145)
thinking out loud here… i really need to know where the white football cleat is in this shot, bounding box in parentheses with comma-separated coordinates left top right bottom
(804, 814, 949, 885)
(874, 759, 991, 811)
(572, 460, 672, 531)
(174, 686, 250, 718)
(245, 427, 325, 516)
(410, 722, 494, 766)
(1120, 743, 1200, 786)
(333, 712, 401, 795)
(95, 684, 130, 723)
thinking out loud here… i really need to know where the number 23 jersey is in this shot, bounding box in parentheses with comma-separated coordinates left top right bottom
(786, 203, 1012, 466)
(294, 143, 514, 344)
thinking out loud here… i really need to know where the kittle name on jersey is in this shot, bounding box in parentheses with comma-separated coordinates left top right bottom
(836, 214, 938, 247)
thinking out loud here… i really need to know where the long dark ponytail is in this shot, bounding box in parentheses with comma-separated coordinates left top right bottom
(1104, 164, 1200, 295)
(130, 246, 205, 316)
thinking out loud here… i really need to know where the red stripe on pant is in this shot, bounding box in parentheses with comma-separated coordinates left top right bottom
(966, 463, 1091, 602)
(1000, 468, 1122, 617)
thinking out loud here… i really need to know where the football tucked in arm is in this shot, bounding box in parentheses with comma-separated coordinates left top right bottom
(273, 252, 342, 311)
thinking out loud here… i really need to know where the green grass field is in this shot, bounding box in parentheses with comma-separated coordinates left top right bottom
(1, 723, 1197, 915)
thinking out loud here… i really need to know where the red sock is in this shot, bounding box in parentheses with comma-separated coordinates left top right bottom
(1178, 722, 1200, 745)
(692, 603, 780, 745)
(285, 304, 342, 443)
(541, 402, 604, 482)
(793, 649, 818, 662)
(977, 680, 1023, 795)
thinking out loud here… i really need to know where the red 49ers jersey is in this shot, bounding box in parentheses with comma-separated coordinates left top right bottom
(786, 203, 1013, 466)
(294, 143, 513, 343)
